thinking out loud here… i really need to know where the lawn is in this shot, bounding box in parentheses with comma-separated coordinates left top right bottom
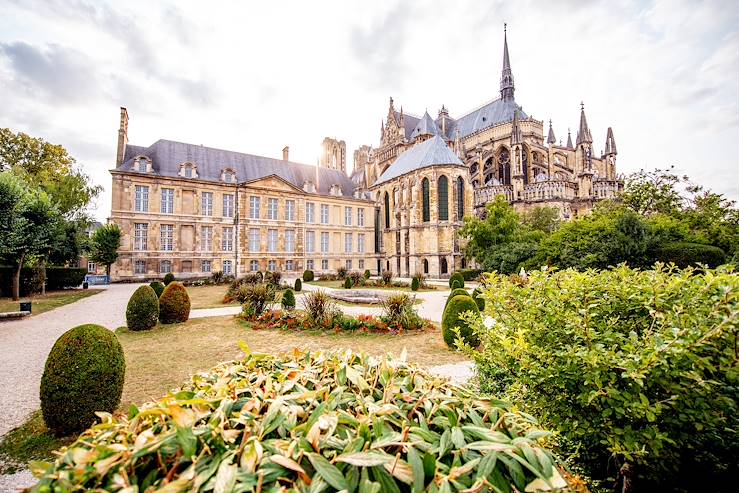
(308, 279, 441, 292)
(186, 284, 233, 309)
(0, 289, 102, 316)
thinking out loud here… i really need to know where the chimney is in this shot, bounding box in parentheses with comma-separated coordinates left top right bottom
(282, 146, 289, 161)
(116, 107, 129, 167)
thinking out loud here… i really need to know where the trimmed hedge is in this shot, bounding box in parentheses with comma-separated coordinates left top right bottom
(149, 281, 165, 297)
(40, 324, 125, 435)
(163, 272, 175, 285)
(445, 288, 470, 309)
(281, 288, 296, 310)
(471, 287, 485, 311)
(448, 272, 465, 288)
(294, 278, 302, 291)
(158, 282, 191, 324)
(343, 277, 353, 289)
(442, 294, 480, 348)
(126, 285, 159, 331)
(450, 278, 463, 289)
(460, 269, 482, 281)
(302, 270, 314, 282)
(654, 241, 726, 268)
(46, 267, 87, 290)
(0, 266, 85, 296)
(411, 277, 420, 291)
(363, 269, 371, 279)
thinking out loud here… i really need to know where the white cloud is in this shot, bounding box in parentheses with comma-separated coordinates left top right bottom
(1, 0, 738, 221)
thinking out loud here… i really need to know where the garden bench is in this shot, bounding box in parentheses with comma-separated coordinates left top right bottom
(0, 310, 31, 320)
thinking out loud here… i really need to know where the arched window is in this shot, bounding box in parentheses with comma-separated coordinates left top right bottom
(423, 259, 429, 274)
(498, 148, 511, 185)
(456, 176, 464, 220)
(422, 178, 430, 222)
(384, 192, 390, 229)
(440, 258, 448, 275)
(438, 175, 448, 221)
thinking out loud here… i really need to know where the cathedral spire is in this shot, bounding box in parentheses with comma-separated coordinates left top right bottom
(547, 119, 556, 145)
(500, 24, 515, 102)
(604, 127, 617, 155)
(566, 128, 573, 149)
(576, 102, 592, 145)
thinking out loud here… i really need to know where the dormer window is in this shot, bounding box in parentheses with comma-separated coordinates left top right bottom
(134, 156, 152, 172)
(303, 180, 316, 193)
(221, 169, 237, 183)
(179, 162, 198, 178)
(329, 184, 342, 196)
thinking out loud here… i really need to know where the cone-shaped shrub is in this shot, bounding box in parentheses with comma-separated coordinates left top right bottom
(40, 324, 125, 435)
(363, 269, 371, 280)
(448, 272, 465, 289)
(302, 270, 314, 282)
(343, 277, 353, 289)
(450, 278, 463, 289)
(126, 285, 159, 331)
(445, 288, 469, 308)
(411, 277, 420, 291)
(281, 288, 296, 310)
(149, 281, 165, 297)
(294, 278, 302, 291)
(163, 272, 175, 285)
(442, 294, 480, 348)
(158, 281, 191, 324)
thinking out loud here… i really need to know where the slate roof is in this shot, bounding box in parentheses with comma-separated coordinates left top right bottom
(118, 139, 357, 198)
(409, 111, 440, 139)
(374, 136, 463, 186)
(452, 98, 525, 138)
(394, 111, 420, 140)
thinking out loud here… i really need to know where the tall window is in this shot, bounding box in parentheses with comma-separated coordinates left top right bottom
(267, 198, 278, 220)
(134, 185, 149, 212)
(359, 259, 364, 270)
(306, 202, 315, 223)
(321, 259, 329, 270)
(201, 260, 212, 273)
(456, 176, 464, 220)
(268, 260, 276, 271)
(346, 260, 352, 270)
(440, 258, 448, 274)
(357, 208, 365, 226)
(223, 194, 234, 218)
(344, 233, 353, 253)
(159, 260, 172, 273)
(320, 204, 329, 224)
(249, 228, 260, 252)
(223, 260, 232, 275)
(286, 260, 294, 271)
(134, 223, 147, 250)
(160, 224, 173, 251)
(87, 261, 96, 273)
(438, 175, 449, 221)
(320, 232, 329, 253)
(250, 196, 260, 219)
(201, 226, 213, 251)
(249, 260, 259, 271)
(344, 207, 352, 226)
(358, 233, 365, 253)
(222, 227, 233, 251)
(202, 192, 213, 216)
(285, 200, 295, 221)
(134, 259, 146, 274)
(306, 259, 314, 270)
(161, 188, 174, 214)
(384, 192, 390, 228)
(306, 231, 315, 253)
(267, 229, 278, 252)
(285, 230, 295, 252)
(422, 178, 430, 222)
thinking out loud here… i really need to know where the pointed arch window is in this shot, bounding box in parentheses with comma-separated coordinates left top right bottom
(456, 176, 464, 220)
(438, 175, 449, 221)
(384, 192, 390, 229)
(422, 178, 430, 222)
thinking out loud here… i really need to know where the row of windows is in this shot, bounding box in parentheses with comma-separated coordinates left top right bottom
(384, 176, 465, 227)
(134, 186, 235, 218)
(135, 258, 365, 275)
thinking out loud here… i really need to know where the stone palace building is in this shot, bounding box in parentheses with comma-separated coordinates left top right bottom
(108, 26, 622, 281)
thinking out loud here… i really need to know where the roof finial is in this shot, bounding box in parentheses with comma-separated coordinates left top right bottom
(566, 128, 574, 149)
(547, 119, 556, 145)
(500, 24, 515, 102)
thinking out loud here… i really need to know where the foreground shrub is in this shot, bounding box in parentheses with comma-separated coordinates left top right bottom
(336, 266, 347, 279)
(411, 276, 420, 291)
(302, 269, 314, 282)
(302, 290, 335, 325)
(39, 324, 125, 435)
(162, 272, 175, 285)
(158, 282, 191, 323)
(381, 293, 424, 330)
(281, 288, 295, 310)
(363, 269, 371, 279)
(343, 277, 353, 289)
(442, 294, 480, 348)
(45, 267, 87, 290)
(470, 264, 739, 492)
(148, 281, 165, 297)
(239, 283, 275, 318)
(294, 278, 302, 291)
(125, 285, 159, 331)
(381, 270, 392, 285)
(349, 270, 363, 286)
(449, 271, 465, 288)
(653, 241, 726, 268)
(31, 350, 570, 492)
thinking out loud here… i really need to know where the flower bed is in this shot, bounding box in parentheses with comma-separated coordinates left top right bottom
(247, 309, 433, 334)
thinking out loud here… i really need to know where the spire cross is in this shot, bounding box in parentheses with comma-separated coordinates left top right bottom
(504, 22, 507, 32)
(580, 101, 585, 111)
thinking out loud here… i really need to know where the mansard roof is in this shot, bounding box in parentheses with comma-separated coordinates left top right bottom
(374, 136, 463, 186)
(119, 139, 356, 198)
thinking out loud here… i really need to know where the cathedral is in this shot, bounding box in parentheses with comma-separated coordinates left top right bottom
(107, 26, 623, 281)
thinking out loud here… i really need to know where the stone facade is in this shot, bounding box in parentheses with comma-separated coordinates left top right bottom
(319, 137, 346, 172)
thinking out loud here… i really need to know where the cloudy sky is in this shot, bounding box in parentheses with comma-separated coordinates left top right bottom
(1, 0, 738, 220)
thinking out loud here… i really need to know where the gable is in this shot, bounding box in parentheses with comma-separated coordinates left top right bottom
(240, 174, 305, 194)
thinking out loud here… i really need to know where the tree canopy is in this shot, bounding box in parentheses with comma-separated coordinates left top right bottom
(89, 224, 121, 276)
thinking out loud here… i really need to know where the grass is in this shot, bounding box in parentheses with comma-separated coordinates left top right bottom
(186, 284, 234, 309)
(0, 289, 102, 316)
(0, 411, 75, 475)
(308, 280, 440, 292)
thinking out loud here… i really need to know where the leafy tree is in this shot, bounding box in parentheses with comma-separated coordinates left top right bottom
(48, 219, 90, 266)
(520, 205, 561, 234)
(621, 166, 687, 216)
(0, 173, 59, 300)
(88, 224, 121, 276)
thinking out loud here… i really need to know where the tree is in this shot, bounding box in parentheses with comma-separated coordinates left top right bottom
(0, 173, 59, 300)
(621, 166, 687, 216)
(88, 224, 121, 276)
(520, 206, 561, 234)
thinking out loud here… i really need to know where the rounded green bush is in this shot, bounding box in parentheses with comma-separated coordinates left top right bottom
(450, 278, 463, 289)
(149, 281, 165, 297)
(126, 285, 159, 331)
(654, 241, 726, 268)
(40, 324, 125, 435)
(363, 269, 371, 280)
(343, 277, 353, 289)
(442, 295, 480, 348)
(448, 272, 465, 289)
(159, 282, 191, 324)
(163, 272, 175, 285)
(445, 288, 469, 308)
(474, 296, 485, 311)
(281, 288, 296, 310)
(294, 278, 302, 291)
(411, 277, 420, 291)
(302, 270, 314, 282)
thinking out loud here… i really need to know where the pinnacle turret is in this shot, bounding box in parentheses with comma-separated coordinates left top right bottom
(547, 119, 556, 145)
(500, 24, 515, 102)
(604, 127, 617, 155)
(511, 109, 522, 145)
(575, 102, 592, 145)
(566, 128, 573, 149)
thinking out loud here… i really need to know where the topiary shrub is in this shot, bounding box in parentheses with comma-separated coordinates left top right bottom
(473, 295, 485, 311)
(45, 267, 87, 290)
(125, 285, 159, 331)
(40, 324, 125, 435)
(653, 241, 726, 268)
(442, 294, 480, 348)
(281, 288, 296, 310)
(163, 272, 175, 285)
(302, 269, 314, 282)
(445, 288, 470, 308)
(450, 278, 463, 289)
(343, 277, 353, 289)
(149, 281, 165, 297)
(411, 277, 420, 291)
(158, 282, 191, 324)
(294, 278, 302, 291)
(363, 269, 371, 280)
(449, 272, 465, 288)
(460, 268, 483, 281)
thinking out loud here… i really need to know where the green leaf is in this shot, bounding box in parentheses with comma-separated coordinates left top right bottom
(176, 426, 197, 458)
(337, 452, 393, 467)
(407, 446, 425, 493)
(370, 465, 401, 493)
(307, 452, 348, 491)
